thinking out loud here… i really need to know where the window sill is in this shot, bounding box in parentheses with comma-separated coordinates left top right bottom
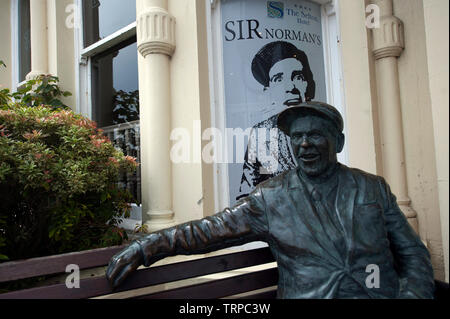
(81, 22, 137, 59)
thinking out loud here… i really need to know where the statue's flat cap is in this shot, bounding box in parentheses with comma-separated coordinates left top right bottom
(277, 101, 344, 136)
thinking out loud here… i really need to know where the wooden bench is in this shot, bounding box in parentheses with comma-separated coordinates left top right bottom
(0, 245, 278, 299)
(0, 245, 447, 299)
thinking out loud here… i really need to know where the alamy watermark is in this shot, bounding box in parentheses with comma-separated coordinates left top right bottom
(64, 4, 380, 30)
(65, 4, 80, 30)
(65, 264, 80, 289)
(169, 121, 279, 173)
(366, 4, 381, 29)
(62, 261, 381, 290)
(365, 264, 380, 289)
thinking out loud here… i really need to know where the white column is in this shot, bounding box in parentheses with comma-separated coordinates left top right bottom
(137, 0, 176, 232)
(371, 0, 418, 232)
(26, 0, 48, 80)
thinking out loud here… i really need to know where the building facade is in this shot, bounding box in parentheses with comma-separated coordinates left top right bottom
(0, 0, 448, 282)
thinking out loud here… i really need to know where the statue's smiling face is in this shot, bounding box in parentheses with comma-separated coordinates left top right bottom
(289, 115, 342, 177)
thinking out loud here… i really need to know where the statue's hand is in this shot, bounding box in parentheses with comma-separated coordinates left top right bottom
(106, 241, 144, 288)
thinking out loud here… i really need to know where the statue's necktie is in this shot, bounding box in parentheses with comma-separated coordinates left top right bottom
(311, 188, 322, 202)
(311, 186, 348, 256)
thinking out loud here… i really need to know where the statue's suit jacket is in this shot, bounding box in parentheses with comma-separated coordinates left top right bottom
(137, 164, 435, 299)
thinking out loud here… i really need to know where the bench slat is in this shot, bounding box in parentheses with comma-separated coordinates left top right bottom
(0, 247, 275, 299)
(237, 289, 278, 299)
(137, 268, 279, 299)
(0, 245, 127, 283)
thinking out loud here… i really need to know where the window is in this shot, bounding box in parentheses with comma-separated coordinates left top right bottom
(80, 0, 138, 124)
(82, 0, 137, 48)
(78, 0, 141, 224)
(17, 0, 31, 83)
(91, 41, 139, 128)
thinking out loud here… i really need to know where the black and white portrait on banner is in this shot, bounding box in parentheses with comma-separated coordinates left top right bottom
(220, 0, 327, 205)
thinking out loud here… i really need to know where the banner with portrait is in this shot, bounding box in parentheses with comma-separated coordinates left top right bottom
(221, 0, 327, 205)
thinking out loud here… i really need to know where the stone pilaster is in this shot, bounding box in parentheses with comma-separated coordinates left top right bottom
(136, 0, 176, 232)
(371, 0, 418, 232)
(26, 0, 48, 80)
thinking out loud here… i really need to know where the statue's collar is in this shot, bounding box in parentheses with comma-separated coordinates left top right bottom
(288, 163, 342, 190)
(298, 163, 340, 185)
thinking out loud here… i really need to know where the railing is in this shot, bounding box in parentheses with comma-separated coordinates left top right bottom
(102, 120, 141, 204)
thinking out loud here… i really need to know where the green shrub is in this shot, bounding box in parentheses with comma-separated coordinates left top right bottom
(0, 76, 138, 261)
(11, 74, 72, 110)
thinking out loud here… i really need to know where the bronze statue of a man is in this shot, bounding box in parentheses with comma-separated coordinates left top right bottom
(106, 101, 435, 299)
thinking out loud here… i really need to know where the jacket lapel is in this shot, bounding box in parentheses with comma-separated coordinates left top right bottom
(335, 166, 358, 247)
(286, 170, 343, 267)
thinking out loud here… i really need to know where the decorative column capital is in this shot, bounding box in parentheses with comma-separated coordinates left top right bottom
(371, 0, 403, 59)
(137, 7, 176, 57)
(372, 8, 405, 60)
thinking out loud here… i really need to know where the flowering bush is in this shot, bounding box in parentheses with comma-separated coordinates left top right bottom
(0, 100, 138, 261)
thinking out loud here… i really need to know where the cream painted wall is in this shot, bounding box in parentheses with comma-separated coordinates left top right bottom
(195, 0, 216, 218)
(0, 0, 12, 90)
(394, 0, 445, 281)
(422, 0, 449, 282)
(48, 0, 77, 110)
(168, 0, 211, 223)
(337, 0, 378, 174)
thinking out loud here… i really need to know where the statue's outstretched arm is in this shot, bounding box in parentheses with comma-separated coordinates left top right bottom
(106, 190, 268, 288)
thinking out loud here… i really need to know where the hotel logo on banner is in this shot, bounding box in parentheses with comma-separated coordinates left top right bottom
(267, 1, 284, 19)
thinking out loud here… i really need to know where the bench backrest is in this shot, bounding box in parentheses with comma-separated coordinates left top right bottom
(0, 246, 278, 299)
